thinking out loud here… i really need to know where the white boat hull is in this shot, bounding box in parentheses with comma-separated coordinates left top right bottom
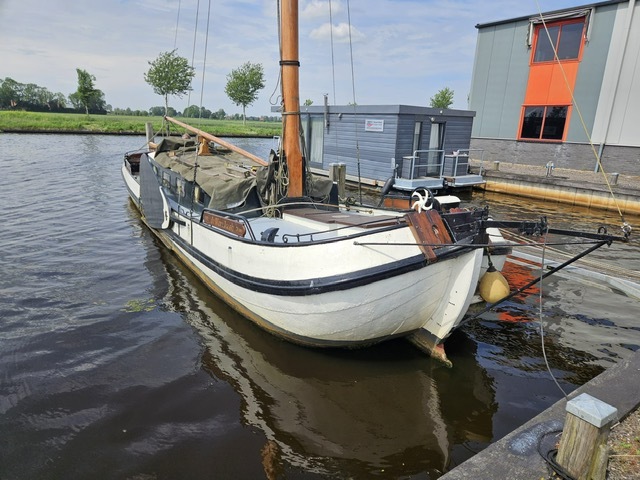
(122, 155, 484, 360)
(159, 214, 483, 346)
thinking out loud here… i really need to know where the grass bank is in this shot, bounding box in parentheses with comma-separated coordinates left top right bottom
(0, 111, 282, 137)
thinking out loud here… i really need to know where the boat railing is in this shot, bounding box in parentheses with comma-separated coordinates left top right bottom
(402, 150, 445, 180)
(441, 149, 485, 177)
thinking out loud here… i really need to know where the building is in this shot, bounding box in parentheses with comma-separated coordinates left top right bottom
(469, 0, 639, 175)
(297, 104, 481, 191)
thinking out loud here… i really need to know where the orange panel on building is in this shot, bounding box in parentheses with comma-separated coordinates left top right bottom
(524, 62, 578, 105)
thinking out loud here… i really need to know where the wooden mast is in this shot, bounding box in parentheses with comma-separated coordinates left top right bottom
(281, 0, 304, 197)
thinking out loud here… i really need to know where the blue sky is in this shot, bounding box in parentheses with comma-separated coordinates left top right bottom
(1, 0, 587, 116)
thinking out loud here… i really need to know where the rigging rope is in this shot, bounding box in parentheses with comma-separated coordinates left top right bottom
(346, 0, 363, 205)
(197, 0, 212, 124)
(533, 0, 630, 237)
(537, 232, 569, 398)
(173, 0, 182, 50)
(328, 0, 337, 105)
(268, 0, 282, 107)
(187, 0, 201, 108)
(328, 0, 340, 168)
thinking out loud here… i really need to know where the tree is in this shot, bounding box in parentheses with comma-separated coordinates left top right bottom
(0, 77, 22, 108)
(429, 87, 454, 109)
(74, 68, 104, 115)
(224, 62, 265, 125)
(182, 104, 211, 118)
(304, 99, 313, 106)
(144, 50, 195, 116)
(211, 108, 226, 120)
(149, 106, 165, 116)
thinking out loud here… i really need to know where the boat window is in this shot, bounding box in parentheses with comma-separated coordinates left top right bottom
(412, 121, 423, 154)
(162, 171, 171, 188)
(533, 19, 584, 63)
(194, 186, 205, 204)
(177, 179, 186, 198)
(307, 117, 324, 167)
(520, 105, 568, 141)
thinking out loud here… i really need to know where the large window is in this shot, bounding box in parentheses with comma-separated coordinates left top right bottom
(520, 106, 568, 141)
(533, 20, 584, 63)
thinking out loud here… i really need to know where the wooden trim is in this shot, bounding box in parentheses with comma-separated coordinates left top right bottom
(406, 210, 453, 262)
(202, 211, 247, 237)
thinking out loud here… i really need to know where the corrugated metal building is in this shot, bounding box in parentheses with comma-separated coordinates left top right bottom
(299, 104, 476, 187)
(469, 0, 639, 175)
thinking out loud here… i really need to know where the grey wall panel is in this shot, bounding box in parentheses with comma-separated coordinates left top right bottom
(567, 4, 617, 143)
(470, 21, 530, 139)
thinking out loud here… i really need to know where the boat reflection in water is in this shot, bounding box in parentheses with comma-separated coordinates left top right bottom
(152, 242, 498, 478)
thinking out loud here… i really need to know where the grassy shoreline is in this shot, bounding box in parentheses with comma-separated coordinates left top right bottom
(0, 111, 282, 137)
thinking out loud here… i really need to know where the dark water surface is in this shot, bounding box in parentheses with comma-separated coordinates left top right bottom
(1, 133, 638, 479)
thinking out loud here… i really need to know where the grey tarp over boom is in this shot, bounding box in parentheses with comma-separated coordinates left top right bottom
(152, 137, 333, 210)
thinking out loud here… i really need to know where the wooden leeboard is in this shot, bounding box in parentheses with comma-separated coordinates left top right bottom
(406, 210, 453, 262)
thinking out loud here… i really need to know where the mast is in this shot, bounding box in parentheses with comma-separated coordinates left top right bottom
(281, 0, 304, 197)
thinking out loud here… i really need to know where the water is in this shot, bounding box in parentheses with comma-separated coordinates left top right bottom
(1, 133, 638, 479)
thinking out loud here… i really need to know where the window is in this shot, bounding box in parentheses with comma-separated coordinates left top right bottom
(520, 106, 568, 141)
(533, 20, 584, 63)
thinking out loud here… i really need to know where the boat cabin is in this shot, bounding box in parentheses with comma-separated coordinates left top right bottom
(291, 104, 485, 192)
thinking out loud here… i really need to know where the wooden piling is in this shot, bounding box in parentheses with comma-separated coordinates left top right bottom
(556, 393, 618, 480)
(329, 163, 346, 199)
(145, 122, 154, 143)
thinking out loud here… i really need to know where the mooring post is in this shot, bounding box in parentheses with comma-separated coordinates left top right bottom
(556, 393, 618, 480)
(329, 163, 346, 199)
(145, 122, 154, 144)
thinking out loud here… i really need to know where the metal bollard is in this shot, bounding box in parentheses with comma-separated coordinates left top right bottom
(611, 173, 619, 185)
(545, 161, 555, 177)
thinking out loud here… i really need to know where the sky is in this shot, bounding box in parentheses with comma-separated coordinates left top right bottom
(1, 0, 588, 116)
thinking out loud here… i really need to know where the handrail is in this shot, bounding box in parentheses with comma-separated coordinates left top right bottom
(404, 149, 444, 179)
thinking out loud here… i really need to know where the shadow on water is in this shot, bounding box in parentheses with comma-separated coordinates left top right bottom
(156, 241, 499, 478)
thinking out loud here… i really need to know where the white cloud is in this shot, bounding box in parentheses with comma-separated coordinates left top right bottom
(309, 22, 365, 43)
(1, 0, 587, 114)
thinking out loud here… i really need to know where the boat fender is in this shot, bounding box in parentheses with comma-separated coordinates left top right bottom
(478, 264, 510, 303)
(380, 177, 395, 196)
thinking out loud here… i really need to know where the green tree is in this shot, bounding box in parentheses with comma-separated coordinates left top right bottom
(0, 78, 22, 108)
(429, 87, 454, 109)
(149, 106, 165, 116)
(144, 50, 195, 116)
(304, 99, 313, 106)
(211, 108, 226, 120)
(73, 68, 104, 115)
(224, 62, 265, 125)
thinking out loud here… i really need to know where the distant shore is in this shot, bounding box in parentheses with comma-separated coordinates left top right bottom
(0, 111, 282, 137)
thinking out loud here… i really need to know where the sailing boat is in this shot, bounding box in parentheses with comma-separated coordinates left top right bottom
(121, 0, 627, 365)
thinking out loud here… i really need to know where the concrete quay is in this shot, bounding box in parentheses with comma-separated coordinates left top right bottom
(470, 161, 640, 216)
(440, 350, 640, 479)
